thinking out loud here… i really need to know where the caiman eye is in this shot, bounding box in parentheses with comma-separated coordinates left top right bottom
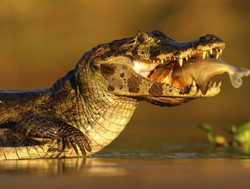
(136, 32, 151, 43)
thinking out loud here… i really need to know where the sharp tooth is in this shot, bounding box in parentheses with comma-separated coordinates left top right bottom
(178, 58, 183, 67)
(208, 80, 213, 88)
(161, 59, 164, 64)
(218, 81, 222, 87)
(213, 82, 217, 87)
(202, 51, 207, 60)
(185, 56, 189, 61)
(192, 80, 196, 87)
(192, 81, 197, 91)
(219, 49, 223, 54)
(210, 49, 213, 55)
(207, 51, 210, 58)
(216, 52, 220, 60)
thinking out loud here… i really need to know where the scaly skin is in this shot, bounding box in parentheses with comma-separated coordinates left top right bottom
(0, 30, 249, 160)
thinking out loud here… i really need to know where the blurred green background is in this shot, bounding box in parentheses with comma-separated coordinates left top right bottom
(0, 0, 249, 148)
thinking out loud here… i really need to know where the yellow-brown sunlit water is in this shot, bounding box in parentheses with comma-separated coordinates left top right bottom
(1, 158, 250, 189)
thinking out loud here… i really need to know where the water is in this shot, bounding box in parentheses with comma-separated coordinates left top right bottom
(0, 142, 250, 189)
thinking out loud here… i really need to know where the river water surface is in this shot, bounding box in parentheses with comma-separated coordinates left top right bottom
(0, 141, 250, 189)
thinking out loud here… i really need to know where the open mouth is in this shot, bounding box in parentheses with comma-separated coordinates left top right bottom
(132, 45, 250, 96)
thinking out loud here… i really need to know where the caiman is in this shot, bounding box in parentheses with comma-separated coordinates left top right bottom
(0, 30, 249, 160)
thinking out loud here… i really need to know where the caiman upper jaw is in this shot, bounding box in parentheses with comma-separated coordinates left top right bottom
(132, 33, 225, 74)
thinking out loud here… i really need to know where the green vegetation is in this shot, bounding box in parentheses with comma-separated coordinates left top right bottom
(198, 122, 250, 153)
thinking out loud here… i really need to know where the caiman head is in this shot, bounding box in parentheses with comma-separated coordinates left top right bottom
(80, 30, 249, 106)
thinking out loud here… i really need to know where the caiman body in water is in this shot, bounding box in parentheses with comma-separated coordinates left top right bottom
(0, 30, 249, 160)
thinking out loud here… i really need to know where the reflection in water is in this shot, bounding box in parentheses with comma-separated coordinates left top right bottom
(1, 142, 249, 176)
(1, 157, 250, 189)
(0, 158, 129, 176)
(0, 158, 86, 175)
(1, 139, 250, 177)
